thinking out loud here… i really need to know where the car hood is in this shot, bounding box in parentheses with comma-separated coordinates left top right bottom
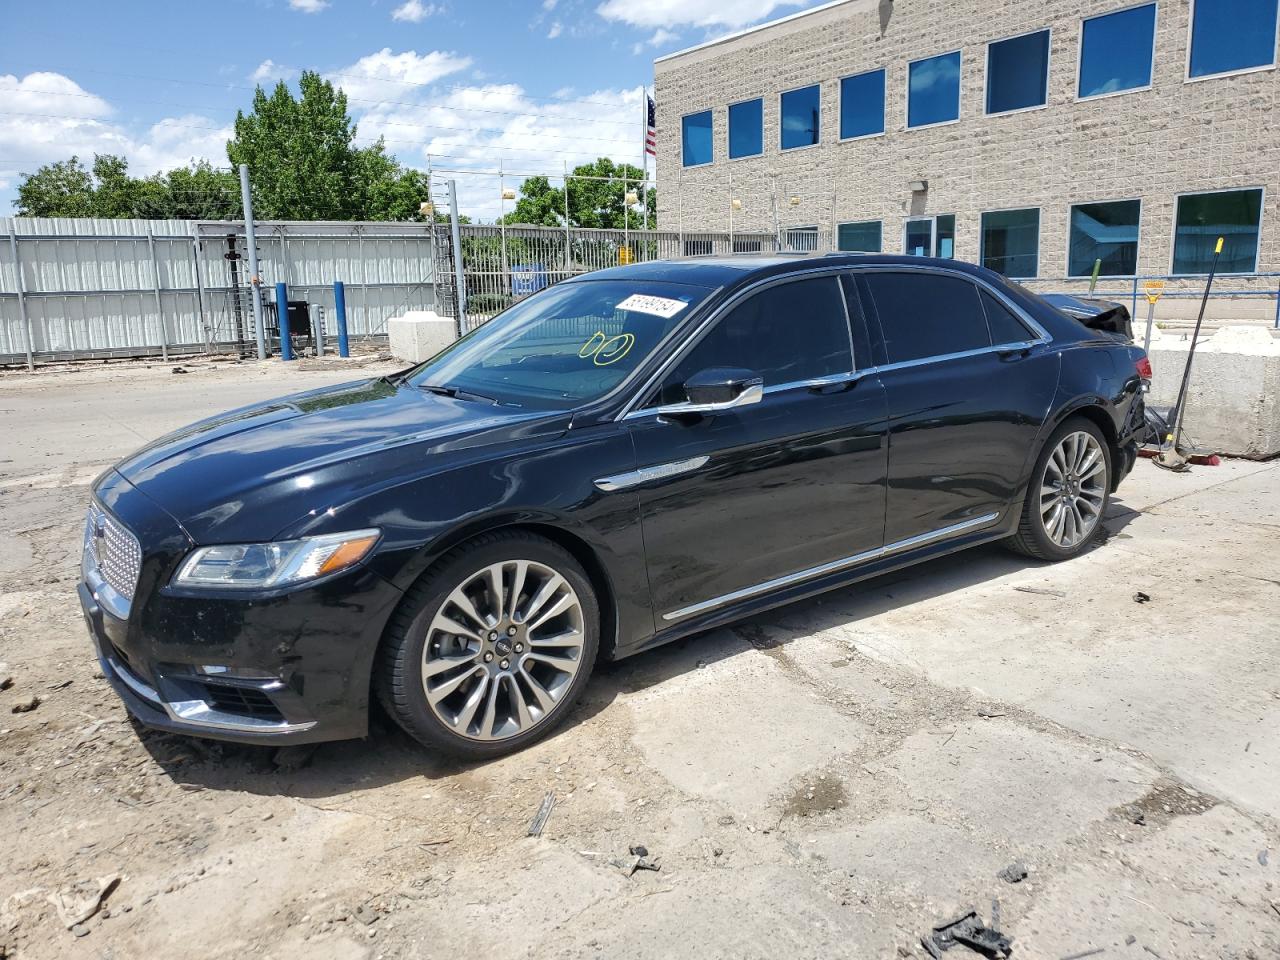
(112, 377, 567, 543)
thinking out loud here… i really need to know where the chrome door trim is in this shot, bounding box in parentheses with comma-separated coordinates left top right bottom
(660, 511, 1000, 622)
(647, 380, 764, 419)
(594, 455, 710, 492)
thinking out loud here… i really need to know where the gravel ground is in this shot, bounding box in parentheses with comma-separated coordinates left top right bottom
(1, 357, 1278, 960)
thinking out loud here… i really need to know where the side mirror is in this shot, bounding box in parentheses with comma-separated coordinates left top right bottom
(654, 367, 764, 418)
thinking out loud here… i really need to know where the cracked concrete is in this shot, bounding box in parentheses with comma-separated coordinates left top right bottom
(1, 357, 1278, 959)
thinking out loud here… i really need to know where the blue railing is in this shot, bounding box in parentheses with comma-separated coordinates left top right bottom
(1034, 272, 1280, 328)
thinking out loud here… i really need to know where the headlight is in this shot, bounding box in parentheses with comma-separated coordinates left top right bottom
(172, 529, 380, 590)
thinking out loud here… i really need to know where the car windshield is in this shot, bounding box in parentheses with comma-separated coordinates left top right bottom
(404, 279, 713, 410)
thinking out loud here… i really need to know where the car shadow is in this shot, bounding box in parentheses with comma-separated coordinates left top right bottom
(144, 496, 1143, 799)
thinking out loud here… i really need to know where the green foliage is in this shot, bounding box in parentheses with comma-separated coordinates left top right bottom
(502, 158, 656, 229)
(14, 155, 241, 219)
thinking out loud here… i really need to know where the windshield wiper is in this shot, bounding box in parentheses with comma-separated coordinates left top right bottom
(418, 382, 497, 404)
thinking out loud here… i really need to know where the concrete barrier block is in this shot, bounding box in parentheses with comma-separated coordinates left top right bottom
(1147, 326, 1280, 459)
(388, 310, 456, 363)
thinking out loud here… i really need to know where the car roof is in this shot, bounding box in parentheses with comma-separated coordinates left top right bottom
(572, 253, 998, 288)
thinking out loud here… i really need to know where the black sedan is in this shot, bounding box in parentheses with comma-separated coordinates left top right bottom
(79, 254, 1147, 758)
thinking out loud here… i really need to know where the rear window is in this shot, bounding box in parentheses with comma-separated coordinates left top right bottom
(864, 272, 991, 363)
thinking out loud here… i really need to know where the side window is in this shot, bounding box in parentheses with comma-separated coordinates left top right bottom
(652, 277, 852, 405)
(979, 288, 1033, 344)
(863, 272, 991, 364)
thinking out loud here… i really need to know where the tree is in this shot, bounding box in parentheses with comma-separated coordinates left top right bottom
(354, 142, 432, 222)
(15, 157, 97, 217)
(502, 158, 656, 229)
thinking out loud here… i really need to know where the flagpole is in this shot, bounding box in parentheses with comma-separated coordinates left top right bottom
(639, 85, 648, 230)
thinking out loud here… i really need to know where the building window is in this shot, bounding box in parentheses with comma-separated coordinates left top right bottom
(980, 208, 1040, 278)
(728, 98, 763, 159)
(681, 110, 713, 167)
(1079, 4, 1156, 99)
(780, 84, 821, 149)
(837, 220, 882, 252)
(986, 29, 1051, 114)
(1069, 200, 1141, 277)
(839, 69, 885, 139)
(903, 215, 955, 258)
(1172, 189, 1264, 274)
(908, 51, 962, 128)
(1189, 0, 1279, 79)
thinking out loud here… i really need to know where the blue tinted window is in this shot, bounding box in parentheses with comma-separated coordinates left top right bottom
(1173, 189, 1263, 274)
(839, 70, 885, 139)
(682, 110, 713, 167)
(1190, 0, 1279, 77)
(1069, 200, 1141, 277)
(981, 208, 1040, 278)
(837, 221, 882, 252)
(986, 30, 1050, 114)
(1079, 4, 1156, 98)
(908, 51, 961, 128)
(780, 84, 821, 149)
(728, 98, 763, 159)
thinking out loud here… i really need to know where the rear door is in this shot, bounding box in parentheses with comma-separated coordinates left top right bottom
(621, 273, 889, 625)
(855, 268, 1060, 545)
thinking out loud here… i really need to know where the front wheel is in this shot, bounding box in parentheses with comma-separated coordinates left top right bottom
(375, 531, 600, 759)
(1006, 417, 1111, 561)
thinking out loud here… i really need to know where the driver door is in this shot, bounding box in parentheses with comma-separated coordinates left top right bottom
(621, 273, 889, 625)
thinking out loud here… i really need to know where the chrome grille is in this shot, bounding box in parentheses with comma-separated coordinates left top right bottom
(85, 504, 142, 601)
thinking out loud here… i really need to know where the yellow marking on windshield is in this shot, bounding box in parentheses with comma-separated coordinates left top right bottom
(579, 330, 635, 366)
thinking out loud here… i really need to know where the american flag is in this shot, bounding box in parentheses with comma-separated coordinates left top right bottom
(644, 96, 657, 157)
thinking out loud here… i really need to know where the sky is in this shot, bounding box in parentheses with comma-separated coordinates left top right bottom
(1, 0, 833, 221)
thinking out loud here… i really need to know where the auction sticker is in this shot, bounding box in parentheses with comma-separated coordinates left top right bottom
(616, 294, 689, 319)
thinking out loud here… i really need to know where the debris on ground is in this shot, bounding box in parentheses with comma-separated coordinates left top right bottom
(527, 791, 555, 837)
(977, 708, 1007, 719)
(922, 908, 1012, 958)
(271, 744, 317, 771)
(170, 366, 187, 374)
(0, 663, 10, 690)
(10, 695, 39, 714)
(1123, 804, 1147, 826)
(997, 862, 1028, 884)
(629, 844, 649, 857)
(1259, 849, 1269, 867)
(609, 853, 661, 877)
(1014, 586, 1066, 598)
(1059, 949, 1105, 960)
(1133, 591, 1151, 604)
(48, 874, 119, 929)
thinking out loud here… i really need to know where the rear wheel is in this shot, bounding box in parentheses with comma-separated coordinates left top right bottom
(1006, 417, 1111, 561)
(376, 531, 599, 759)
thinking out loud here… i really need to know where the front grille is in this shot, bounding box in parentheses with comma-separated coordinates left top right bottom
(201, 683, 285, 722)
(85, 504, 142, 600)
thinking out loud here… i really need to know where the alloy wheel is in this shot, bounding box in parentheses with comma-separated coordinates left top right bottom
(421, 559, 585, 741)
(1039, 430, 1107, 548)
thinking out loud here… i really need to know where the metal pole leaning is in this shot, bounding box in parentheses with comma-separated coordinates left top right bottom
(275, 281, 293, 361)
(146, 228, 169, 362)
(6, 219, 34, 370)
(239, 163, 267, 360)
(447, 180, 467, 335)
(334, 280, 350, 357)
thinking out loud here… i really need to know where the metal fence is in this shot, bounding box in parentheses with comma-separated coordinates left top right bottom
(0, 217, 440, 366)
(454, 223, 790, 328)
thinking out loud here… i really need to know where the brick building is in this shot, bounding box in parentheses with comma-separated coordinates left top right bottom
(653, 0, 1278, 309)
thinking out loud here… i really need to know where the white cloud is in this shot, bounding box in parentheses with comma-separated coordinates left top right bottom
(349, 80, 646, 222)
(542, 0, 557, 8)
(547, 21, 563, 38)
(597, 0, 805, 29)
(0, 72, 232, 208)
(632, 27, 680, 55)
(327, 48, 472, 103)
(289, 0, 329, 12)
(250, 59, 297, 83)
(391, 0, 439, 22)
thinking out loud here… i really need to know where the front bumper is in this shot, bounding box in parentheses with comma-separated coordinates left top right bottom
(80, 473, 404, 745)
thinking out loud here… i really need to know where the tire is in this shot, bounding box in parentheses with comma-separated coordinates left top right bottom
(1005, 416, 1112, 562)
(375, 530, 600, 760)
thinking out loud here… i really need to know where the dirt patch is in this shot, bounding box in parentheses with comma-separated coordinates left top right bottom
(1118, 779, 1218, 826)
(781, 774, 849, 819)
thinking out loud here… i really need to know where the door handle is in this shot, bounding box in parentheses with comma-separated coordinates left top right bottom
(997, 345, 1031, 361)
